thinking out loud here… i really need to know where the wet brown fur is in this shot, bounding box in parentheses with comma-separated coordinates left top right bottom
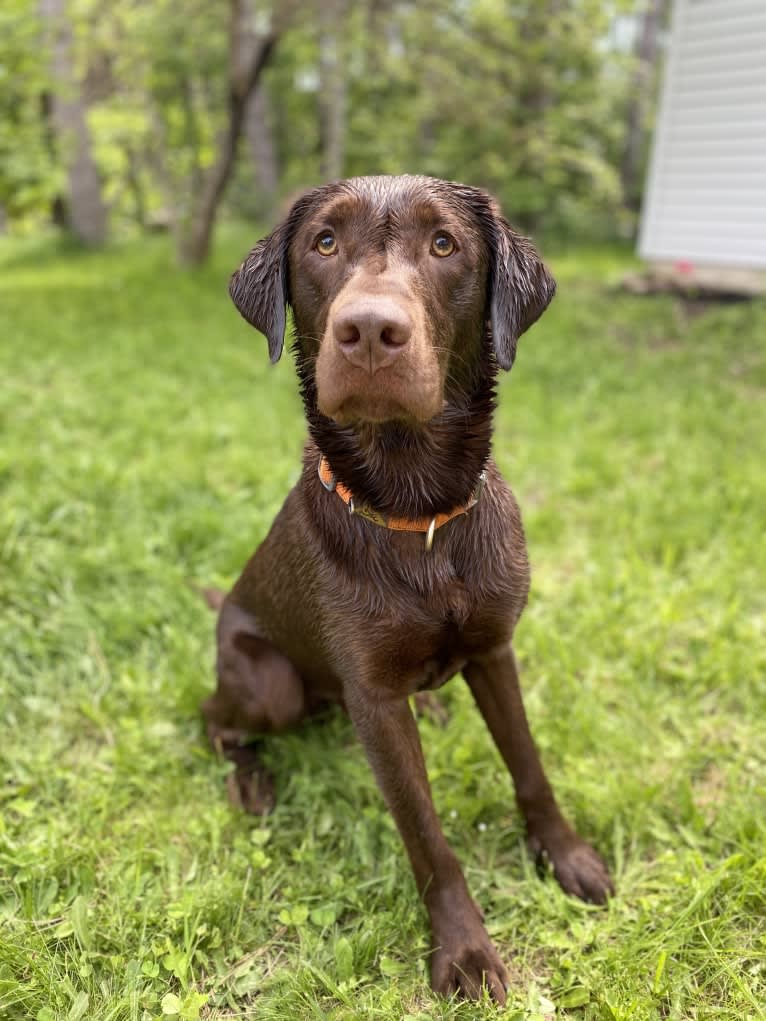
(203, 175, 613, 1002)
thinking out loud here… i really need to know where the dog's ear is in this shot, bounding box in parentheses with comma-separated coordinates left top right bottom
(488, 213, 556, 371)
(229, 222, 290, 363)
(229, 188, 324, 363)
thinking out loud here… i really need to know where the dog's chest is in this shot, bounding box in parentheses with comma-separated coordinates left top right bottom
(364, 558, 512, 696)
(324, 513, 523, 695)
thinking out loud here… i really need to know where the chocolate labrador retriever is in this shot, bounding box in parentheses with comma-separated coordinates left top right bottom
(203, 174, 613, 1002)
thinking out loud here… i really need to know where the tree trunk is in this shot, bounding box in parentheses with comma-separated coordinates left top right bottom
(622, 0, 668, 212)
(318, 0, 347, 181)
(244, 82, 279, 209)
(177, 0, 290, 266)
(177, 41, 274, 266)
(40, 0, 107, 245)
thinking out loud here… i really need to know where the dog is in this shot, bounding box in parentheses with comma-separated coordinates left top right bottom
(202, 175, 613, 1003)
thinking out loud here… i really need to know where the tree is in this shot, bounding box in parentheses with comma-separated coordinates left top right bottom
(40, 0, 107, 244)
(176, 0, 297, 265)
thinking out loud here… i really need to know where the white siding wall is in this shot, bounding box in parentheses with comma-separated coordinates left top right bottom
(638, 0, 766, 269)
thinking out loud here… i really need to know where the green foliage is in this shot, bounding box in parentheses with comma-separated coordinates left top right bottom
(0, 3, 57, 221)
(356, 1, 627, 231)
(78, 0, 231, 231)
(2, 1, 647, 239)
(1, 232, 765, 1018)
(260, 1, 637, 233)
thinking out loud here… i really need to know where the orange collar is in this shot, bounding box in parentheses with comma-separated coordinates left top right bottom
(318, 455, 487, 551)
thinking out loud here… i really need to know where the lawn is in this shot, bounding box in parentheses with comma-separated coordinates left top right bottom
(1, 229, 765, 1021)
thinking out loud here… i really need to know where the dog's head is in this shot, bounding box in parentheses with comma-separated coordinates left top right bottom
(230, 175, 555, 426)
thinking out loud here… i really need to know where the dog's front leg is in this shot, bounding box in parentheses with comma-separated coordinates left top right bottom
(345, 686, 508, 1003)
(464, 643, 613, 903)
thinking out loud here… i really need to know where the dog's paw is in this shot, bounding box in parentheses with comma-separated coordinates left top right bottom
(530, 830, 614, 904)
(430, 926, 508, 1003)
(226, 764, 275, 816)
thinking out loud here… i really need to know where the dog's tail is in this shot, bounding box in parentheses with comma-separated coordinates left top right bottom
(189, 585, 226, 611)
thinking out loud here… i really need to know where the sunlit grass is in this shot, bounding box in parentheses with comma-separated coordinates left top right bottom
(1, 228, 765, 1020)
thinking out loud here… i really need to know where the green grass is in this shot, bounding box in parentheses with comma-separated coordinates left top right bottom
(1, 227, 765, 1021)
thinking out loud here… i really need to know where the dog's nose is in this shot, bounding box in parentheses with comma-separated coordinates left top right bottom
(333, 300, 412, 374)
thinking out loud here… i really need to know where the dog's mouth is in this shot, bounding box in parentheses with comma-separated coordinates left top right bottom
(318, 383, 443, 428)
(321, 397, 427, 427)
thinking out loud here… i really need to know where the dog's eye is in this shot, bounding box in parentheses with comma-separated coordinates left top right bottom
(315, 232, 338, 257)
(431, 233, 456, 258)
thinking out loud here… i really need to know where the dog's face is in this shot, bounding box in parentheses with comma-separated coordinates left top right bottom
(230, 175, 555, 426)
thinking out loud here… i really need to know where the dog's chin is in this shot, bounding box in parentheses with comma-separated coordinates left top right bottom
(319, 392, 440, 428)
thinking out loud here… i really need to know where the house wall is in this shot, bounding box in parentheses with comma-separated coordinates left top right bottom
(638, 0, 766, 269)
